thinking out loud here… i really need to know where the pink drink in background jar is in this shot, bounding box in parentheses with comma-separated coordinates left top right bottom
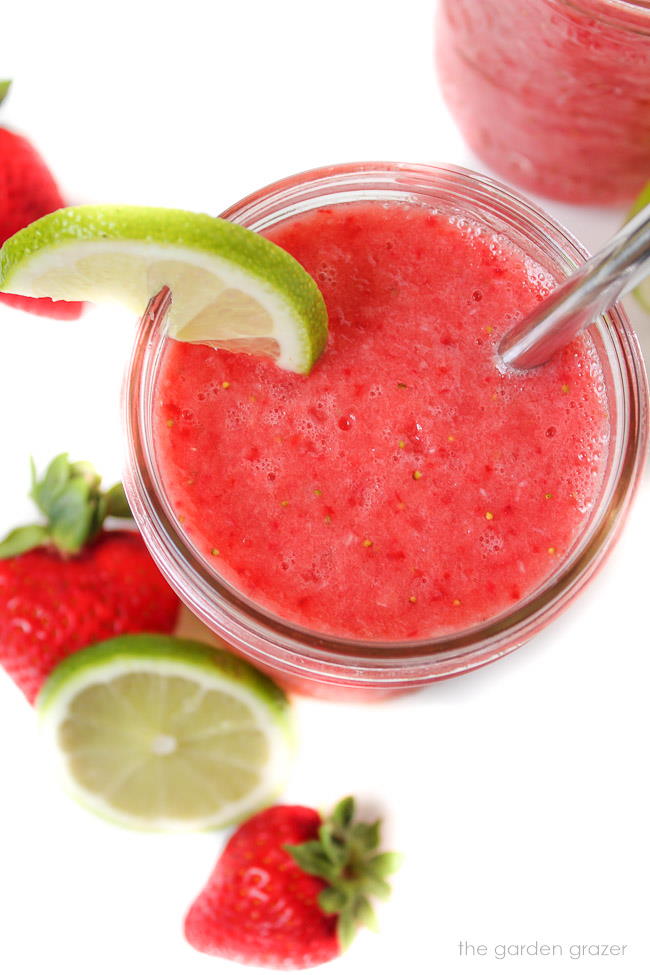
(436, 0, 650, 205)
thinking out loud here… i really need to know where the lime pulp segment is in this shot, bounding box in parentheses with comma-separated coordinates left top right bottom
(37, 636, 294, 831)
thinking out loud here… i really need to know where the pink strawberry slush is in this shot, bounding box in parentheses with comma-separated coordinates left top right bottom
(154, 202, 609, 641)
(436, 0, 650, 204)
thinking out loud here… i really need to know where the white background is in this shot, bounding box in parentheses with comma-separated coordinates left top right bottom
(1, 2, 649, 973)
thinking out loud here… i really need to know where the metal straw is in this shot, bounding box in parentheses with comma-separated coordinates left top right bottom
(499, 203, 650, 370)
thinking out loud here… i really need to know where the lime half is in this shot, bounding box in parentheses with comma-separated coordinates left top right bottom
(0, 205, 328, 373)
(628, 181, 650, 313)
(37, 635, 294, 831)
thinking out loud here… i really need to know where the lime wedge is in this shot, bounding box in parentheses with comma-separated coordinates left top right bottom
(0, 205, 328, 373)
(37, 635, 294, 831)
(628, 181, 650, 313)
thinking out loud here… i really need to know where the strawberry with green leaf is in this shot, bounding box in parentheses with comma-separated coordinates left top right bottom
(0, 454, 180, 702)
(184, 796, 401, 969)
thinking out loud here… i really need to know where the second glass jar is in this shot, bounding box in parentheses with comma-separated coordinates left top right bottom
(436, 0, 650, 204)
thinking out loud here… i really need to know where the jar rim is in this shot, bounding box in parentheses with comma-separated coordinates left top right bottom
(123, 162, 649, 685)
(554, 0, 650, 33)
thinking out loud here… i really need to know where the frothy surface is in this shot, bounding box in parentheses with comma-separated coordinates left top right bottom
(153, 202, 609, 640)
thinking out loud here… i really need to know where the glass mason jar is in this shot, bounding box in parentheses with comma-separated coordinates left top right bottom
(123, 163, 648, 701)
(436, 0, 650, 204)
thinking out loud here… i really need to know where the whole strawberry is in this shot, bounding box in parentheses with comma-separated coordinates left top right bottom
(184, 797, 401, 969)
(0, 454, 180, 702)
(0, 81, 82, 320)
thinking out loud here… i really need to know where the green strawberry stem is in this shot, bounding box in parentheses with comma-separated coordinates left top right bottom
(0, 80, 11, 108)
(0, 453, 133, 558)
(285, 796, 402, 952)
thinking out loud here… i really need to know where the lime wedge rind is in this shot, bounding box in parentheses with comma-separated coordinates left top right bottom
(0, 205, 328, 374)
(37, 635, 295, 832)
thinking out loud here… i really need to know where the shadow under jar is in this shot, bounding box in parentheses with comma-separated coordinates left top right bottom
(123, 163, 648, 701)
(436, 0, 650, 205)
